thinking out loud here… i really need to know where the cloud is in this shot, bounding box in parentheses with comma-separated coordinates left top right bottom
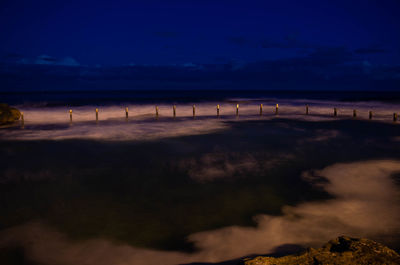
(1, 160, 400, 265)
(181, 62, 199, 68)
(16, 58, 29, 64)
(1, 46, 399, 91)
(58, 57, 80, 66)
(35, 54, 58, 65)
(260, 34, 313, 50)
(8, 54, 81, 67)
(306, 46, 354, 65)
(354, 47, 387, 54)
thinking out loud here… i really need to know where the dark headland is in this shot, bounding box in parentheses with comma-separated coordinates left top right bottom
(242, 236, 400, 265)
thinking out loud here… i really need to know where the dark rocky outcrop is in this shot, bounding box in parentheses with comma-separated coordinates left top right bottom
(243, 236, 400, 265)
(0, 103, 21, 125)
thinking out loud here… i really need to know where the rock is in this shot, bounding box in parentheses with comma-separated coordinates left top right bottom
(0, 103, 21, 125)
(243, 236, 400, 265)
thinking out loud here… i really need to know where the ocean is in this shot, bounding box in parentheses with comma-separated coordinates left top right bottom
(1, 90, 400, 265)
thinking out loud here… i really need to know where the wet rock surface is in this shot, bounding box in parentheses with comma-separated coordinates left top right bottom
(243, 236, 400, 265)
(0, 103, 21, 125)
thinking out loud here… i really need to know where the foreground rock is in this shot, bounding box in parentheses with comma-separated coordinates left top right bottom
(243, 236, 400, 265)
(0, 103, 21, 125)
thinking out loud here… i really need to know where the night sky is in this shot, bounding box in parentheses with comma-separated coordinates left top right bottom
(1, 0, 399, 91)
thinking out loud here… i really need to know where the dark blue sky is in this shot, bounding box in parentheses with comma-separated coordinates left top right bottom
(1, 0, 399, 66)
(0, 0, 399, 91)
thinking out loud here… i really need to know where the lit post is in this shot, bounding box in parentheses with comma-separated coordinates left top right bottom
(125, 107, 129, 120)
(20, 112, 24, 129)
(193, 105, 196, 118)
(217, 104, 220, 117)
(394, 113, 398, 122)
(155, 106, 159, 119)
(260, 104, 263, 116)
(353, 109, 357, 118)
(69, 109, 73, 124)
(334, 108, 337, 117)
(173, 105, 176, 118)
(369, 111, 373, 120)
(236, 104, 239, 116)
(95, 108, 99, 123)
(306, 105, 309, 115)
(275, 104, 279, 115)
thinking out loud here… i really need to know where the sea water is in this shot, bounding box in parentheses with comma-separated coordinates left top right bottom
(0, 90, 400, 265)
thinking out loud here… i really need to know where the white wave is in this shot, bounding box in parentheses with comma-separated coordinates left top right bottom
(1, 99, 399, 141)
(1, 160, 400, 265)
